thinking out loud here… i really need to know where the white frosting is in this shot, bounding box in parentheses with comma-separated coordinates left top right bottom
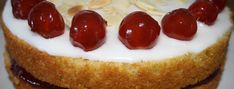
(2, 0, 232, 63)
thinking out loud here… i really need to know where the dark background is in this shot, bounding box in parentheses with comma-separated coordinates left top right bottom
(228, 0, 234, 11)
(227, 0, 234, 20)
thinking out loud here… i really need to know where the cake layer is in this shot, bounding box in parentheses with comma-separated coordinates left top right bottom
(2, 0, 233, 62)
(4, 52, 66, 89)
(10, 59, 67, 89)
(4, 51, 222, 89)
(2, 19, 231, 88)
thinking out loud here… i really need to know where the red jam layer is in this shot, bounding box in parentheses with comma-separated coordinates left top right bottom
(10, 59, 68, 89)
(10, 58, 220, 89)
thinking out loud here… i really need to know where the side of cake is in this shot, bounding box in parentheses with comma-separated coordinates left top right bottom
(1, 0, 233, 89)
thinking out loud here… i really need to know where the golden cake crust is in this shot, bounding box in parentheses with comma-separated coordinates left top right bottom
(4, 53, 40, 89)
(3, 51, 222, 89)
(1, 17, 232, 88)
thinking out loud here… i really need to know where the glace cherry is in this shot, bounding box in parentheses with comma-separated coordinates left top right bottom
(208, 0, 227, 12)
(28, 1, 65, 39)
(11, 0, 45, 19)
(119, 11, 160, 49)
(189, 0, 219, 25)
(162, 8, 197, 41)
(70, 10, 106, 51)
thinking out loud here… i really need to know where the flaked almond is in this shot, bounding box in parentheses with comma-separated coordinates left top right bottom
(105, 14, 123, 26)
(147, 10, 165, 16)
(103, 7, 124, 26)
(133, 0, 165, 16)
(103, 7, 116, 15)
(68, 5, 84, 16)
(155, 0, 168, 5)
(54, 0, 86, 27)
(88, 0, 112, 9)
(179, 0, 188, 4)
(47, 0, 64, 6)
(130, 0, 136, 4)
(135, 0, 155, 11)
(111, 0, 130, 11)
(47, 0, 56, 3)
(57, 5, 67, 13)
(63, 14, 72, 27)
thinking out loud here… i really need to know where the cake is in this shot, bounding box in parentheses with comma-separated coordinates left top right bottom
(1, 0, 233, 89)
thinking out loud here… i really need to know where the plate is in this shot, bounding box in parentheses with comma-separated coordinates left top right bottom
(0, 25, 234, 89)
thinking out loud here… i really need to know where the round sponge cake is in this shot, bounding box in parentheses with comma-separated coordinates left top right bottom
(2, 20, 232, 88)
(1, 0, 233, 89)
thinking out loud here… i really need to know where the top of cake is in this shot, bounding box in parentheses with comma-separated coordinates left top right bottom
(2, 0, 233, 62)
(51, 0, 191, 26)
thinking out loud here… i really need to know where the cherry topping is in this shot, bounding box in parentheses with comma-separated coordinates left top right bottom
(162, 8, 197, 41)
(11, 0, 45, 19)
(28, 1, 65, 39)
(208, 0, 227, 12)
(189, 0, 219, 25)
(70, 10, 106, 51)
(119, 11, 160, 49)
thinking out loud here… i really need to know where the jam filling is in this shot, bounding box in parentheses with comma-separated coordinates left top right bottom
(183, 68, 220, 89)
(10, 58, 220, 89)
(10, 59, 68, 89)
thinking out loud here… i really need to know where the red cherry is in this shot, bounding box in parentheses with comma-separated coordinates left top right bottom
(70, 10, 106, 51)
(208, 0, 227, 12)
(11, 0, 45, 19)
(162, 8, 197, 41)
(28, 1, 65, 39)
(189, 0, 219, 25)
(119, 11, 160, 49)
